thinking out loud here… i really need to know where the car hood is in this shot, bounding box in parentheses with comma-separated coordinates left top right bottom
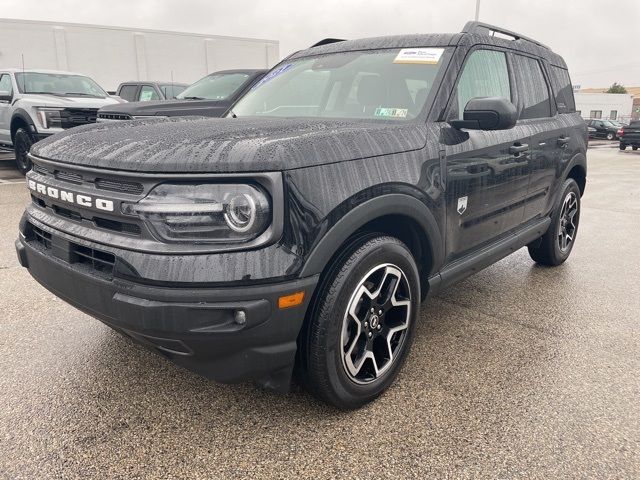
(31, 116, 427, 173)
(99, 99, 228, 116)
(23, 94, 119, 108)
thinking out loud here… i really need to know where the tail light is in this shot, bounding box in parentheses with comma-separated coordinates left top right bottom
(618, 128, 624, 137)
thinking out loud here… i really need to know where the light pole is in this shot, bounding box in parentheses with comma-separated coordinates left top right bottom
(475, 0, 481, 21)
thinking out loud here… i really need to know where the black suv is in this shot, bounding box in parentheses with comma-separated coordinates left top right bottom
(586, 119, 619, 140)
(618, 121, 640, 150)
(16, 22, 587, 409)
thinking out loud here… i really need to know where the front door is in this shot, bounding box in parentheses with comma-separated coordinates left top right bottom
(441, 48, 530, 262)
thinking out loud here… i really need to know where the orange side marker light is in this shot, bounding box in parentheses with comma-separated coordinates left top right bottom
(278, 291, 305, 309)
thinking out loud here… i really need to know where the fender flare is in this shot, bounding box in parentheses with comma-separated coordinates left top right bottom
(563, 150, 587, 195)
(299, 193, 443, 278)
(10, 109, 38, 140)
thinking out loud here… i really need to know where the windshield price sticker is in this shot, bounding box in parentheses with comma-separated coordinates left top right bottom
(393, 48, 444, 65)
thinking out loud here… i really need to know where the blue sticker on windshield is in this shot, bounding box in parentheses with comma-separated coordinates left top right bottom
(251, 64, 295, 90)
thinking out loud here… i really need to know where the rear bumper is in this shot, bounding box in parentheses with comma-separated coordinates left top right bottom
(15, 234, 318, 392)
(620, 137, 640, 146)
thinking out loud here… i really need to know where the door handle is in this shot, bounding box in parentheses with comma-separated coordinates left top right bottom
(509, 143, 529, 154)
(558, 136, 570, 146)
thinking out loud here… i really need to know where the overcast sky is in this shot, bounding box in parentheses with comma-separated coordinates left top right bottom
(3, 0, 639, 88)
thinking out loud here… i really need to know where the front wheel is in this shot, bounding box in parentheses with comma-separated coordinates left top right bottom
(620, 143, 627, 150)
(299, 235, 420, 409)
(528, 178, 581, 266)
(633, 146, 638, 151)
(14, 128, 34, 175)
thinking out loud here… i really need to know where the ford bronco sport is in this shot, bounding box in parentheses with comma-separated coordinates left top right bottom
(16, 22, 587, 409)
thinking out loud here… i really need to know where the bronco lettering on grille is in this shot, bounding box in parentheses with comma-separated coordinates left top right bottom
(28, 180, 115, 212)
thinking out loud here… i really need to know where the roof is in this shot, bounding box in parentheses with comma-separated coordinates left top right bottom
(291, 22, 566, 68)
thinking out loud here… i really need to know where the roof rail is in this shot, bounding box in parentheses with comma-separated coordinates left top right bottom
(310, 38, 346, 48)
(462, 21, 550, 50)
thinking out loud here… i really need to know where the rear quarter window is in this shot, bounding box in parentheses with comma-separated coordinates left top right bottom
(549, 66, 576, 114)
(512, 55, 552, 120)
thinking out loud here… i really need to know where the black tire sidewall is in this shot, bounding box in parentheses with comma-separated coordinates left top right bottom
(14, 128, 34, 174)
(550, 179, 581, 262)
(310, 237, 420, 408)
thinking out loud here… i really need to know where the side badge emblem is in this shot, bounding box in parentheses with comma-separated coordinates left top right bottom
(457, 196, 468, 215)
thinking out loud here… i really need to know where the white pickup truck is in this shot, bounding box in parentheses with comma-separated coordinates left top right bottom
(0, 69, 119, 173)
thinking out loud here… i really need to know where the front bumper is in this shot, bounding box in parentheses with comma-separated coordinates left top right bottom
(15, 231, 318, 392)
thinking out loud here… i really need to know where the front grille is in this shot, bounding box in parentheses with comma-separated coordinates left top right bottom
(72, 244, 115, 275)
(54, 170, 83, 184)
(32, 164, 52, 176)
(32, 225, 52, 249)
(96, 178, 144, 195)
(27, 223, 115, 278)
(53, 205, 82, 222)
(94, 217, 141, 235)
(97, 112, 132, 121)
(61, 108, 99, 128)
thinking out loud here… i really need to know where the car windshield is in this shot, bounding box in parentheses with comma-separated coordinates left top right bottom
(176, 73, 250, 100)
(231, 47, 449, 121)
(602, 121, 615, 127)
(160, 84, 186, 99)
(15, 72, 107, 98)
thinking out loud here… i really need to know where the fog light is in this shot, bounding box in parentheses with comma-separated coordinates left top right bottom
(234, 310, 247, 325)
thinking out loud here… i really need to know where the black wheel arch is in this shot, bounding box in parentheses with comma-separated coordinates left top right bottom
(10, 109, 38, 142)
(564, 151, 587, 197)
(299, 193, 443, 300)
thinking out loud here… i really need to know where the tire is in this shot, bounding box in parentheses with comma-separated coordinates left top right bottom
(606, 132, 615, 141)
(14, 128, 34, 175)
(299, 235, 420, 409)
(633, 146, 638, 151)
(620, 143, 627, 150)
(528, 178, 581, 266)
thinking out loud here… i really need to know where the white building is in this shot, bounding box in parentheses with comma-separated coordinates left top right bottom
(0, 18, 279, 92)
(574, 92, 633, 122)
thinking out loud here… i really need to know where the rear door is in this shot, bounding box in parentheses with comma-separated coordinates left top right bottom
(509, 54, 564, 222)
(442, 48, 531, 262)
(117, 84, 139, 102)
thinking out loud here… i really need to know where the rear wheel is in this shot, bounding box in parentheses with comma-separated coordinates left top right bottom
(620, 143, 627, 150)
(606, 132, 615, 141)
(299, 235, 420, 409)
(14, 128, 34, 175)
(528, 178, 581, 266)
(633, 146, 638, 151)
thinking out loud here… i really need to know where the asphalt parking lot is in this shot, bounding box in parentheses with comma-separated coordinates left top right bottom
(0, 146, 638, 479)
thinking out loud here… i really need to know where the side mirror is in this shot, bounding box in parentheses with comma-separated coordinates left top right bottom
(0, 90, 12, 102)
(449, 96, 517, 131)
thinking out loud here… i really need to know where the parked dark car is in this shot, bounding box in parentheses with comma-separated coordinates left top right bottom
(618, 121, 640, 150)
(115, 81, 188, 102)
(97, 70, 266, 121)
(16, 22, 587, 409)
(586, 119, 619, 140)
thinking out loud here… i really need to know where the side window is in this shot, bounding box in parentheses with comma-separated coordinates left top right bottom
(118, 85, 138, 102)
(514, 55, 552, 119)
(453, 49, 511, 118)
(549, 65, 576, 114)
(139, 85, 160, 102)
(0, 74, 13, 94)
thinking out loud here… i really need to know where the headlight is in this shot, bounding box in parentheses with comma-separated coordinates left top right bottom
(35, 107, 64, 129)
(122, 183, 271, 244)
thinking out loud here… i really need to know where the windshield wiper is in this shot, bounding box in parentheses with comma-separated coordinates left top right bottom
(181, 96, 205, 100)
(228, 109, 238, 118)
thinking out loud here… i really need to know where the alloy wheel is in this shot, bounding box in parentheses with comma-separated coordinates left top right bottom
(340, 263, 411, 384)
(558, 191, 578, 252)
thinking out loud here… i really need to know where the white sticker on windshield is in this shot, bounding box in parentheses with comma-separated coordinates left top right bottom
(393, 48, 444, 65)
